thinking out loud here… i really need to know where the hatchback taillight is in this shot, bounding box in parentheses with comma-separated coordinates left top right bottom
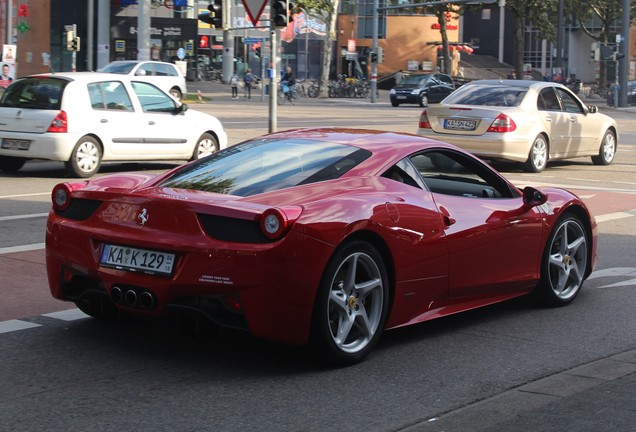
(47, 111, 68, 133)
(487, 113, 516, 133)
(418, 110, 432, 129)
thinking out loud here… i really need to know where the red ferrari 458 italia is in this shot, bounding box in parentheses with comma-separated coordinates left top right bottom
(46, 128, 597, 365)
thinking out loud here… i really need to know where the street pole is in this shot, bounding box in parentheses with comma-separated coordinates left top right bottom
(497, 0, 505, 64)
(370, 0, 379, 103)
(619, 0, 630, 107)
(269, 27, 278, 133)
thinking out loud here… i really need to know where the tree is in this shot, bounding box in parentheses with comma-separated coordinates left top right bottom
(505, 0, 558, 79)
(568, 0, 629, 92)
(296, 0, 338, 97)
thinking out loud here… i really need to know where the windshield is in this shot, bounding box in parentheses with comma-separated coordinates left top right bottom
(400, 75, 430, 86)
(443, 84, 528, 107)
(159, 138, 372, 196)
(0, 77, 67, 109)
(100, 62, 136, 74)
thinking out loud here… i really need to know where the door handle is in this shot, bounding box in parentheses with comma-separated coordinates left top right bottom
(100, 119, 108, 123)
(148, 121, 156, 125)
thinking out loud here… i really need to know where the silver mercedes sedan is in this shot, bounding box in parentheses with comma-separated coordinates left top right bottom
(417, 79, 617, 172)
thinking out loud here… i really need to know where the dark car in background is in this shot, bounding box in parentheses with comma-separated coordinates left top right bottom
(390, 73, 455, 107)
(606, 80, 636, 106)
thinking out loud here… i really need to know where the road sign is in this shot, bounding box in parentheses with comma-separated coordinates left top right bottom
(244, 37, 263, 44)
(241, 0, 268, 24)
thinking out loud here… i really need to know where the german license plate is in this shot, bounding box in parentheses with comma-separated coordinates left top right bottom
(397, 96, 407, 99)
(100, 244, 175, 276)
(1, 138, 31, 150)
(444, 119, 477, 131)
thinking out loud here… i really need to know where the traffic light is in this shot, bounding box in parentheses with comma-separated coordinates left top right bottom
(377, 47, 384, 64)
(612, 52, 625, 61)
(371, 52, 377, 63)
(66, 30, 75, 51)
(198, 0, 224, 29)
(71, 37, 80, 52)
(591, 42, 600, 61)
(272, 0, 294, 27)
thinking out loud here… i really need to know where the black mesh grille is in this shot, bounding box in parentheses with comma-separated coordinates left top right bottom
(197, 213, 273, 243)
(55, 199, 102, 220)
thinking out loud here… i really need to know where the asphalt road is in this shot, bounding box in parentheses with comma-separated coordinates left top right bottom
(1, 93, 636, 431)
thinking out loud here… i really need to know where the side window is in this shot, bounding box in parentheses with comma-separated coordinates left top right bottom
(538, 87, 561, 111)
(137, 64, 155, 76)
(408, 150, 517, 199)
(156, 63, 177, 77)
(557, 89, 584, 114)
(440, 75, 453, 86)
(88, 81, 134, 111)
(381, 158, 426, 190)
(132, 81, 176, 113)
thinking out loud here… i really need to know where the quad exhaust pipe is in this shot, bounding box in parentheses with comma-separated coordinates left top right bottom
(110, 286, 155, 310)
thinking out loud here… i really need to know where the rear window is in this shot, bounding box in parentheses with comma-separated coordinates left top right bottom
(159, 138, 372, 196)
(0, 77, 67, 109)
(444, 84, 528, 107)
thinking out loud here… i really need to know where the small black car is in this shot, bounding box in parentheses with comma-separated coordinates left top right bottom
(390, 73, 455, 107)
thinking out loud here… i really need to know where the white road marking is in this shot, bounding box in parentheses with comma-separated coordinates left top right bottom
(0, 192, 50, 199)
(0, 213, 48, 221)
(42, 309, 88, 321)
(0, 319, 41, 334)
(0, 243, 46, 255)
(595, 209, 636, 223)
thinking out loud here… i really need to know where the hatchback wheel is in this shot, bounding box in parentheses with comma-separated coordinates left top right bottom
(534, 214, 589, 306)
(192, 133, 219, 160)
(591, 130, 616, 165)
(65, 136, 102, 178)
(525, 135, 548, 173)
(0, 156, 26, 172)
(310, 240, 389, 366)
(170, 87, 183, 101)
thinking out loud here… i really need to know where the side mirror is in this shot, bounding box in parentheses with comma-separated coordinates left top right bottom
(587, 105, 598, 114)
(522, 186, 548, 207)
(176, 103, 188, 113)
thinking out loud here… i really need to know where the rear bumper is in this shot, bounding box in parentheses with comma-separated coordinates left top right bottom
(416, 129, 532, 163)
(0, 132, 79, 161)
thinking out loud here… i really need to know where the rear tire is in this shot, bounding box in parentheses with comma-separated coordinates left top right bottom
(169, 87, 183, 101)
(310, 240, 390, 366)
(0, 156, 26, 172)
(524, 135, 548, 173)
(591, 130, 616, 165)
(65, 135, 102, 178)
(192, 133, 218, 160)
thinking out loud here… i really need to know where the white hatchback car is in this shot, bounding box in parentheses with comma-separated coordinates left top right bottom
(99, 61, 187, 101)
(0, 72, 227, 177)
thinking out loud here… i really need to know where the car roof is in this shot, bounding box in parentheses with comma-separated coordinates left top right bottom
(463, 79, 568, 91)
(22, 72, 139, 83)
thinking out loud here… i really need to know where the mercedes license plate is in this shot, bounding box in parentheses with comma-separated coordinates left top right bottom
(100, 244, 175, 276)
(444, 119, 477, 131)
(1, 138, 31, 150)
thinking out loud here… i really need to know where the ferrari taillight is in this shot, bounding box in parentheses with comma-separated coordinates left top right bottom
(47, 111, 68, 133)
(259, 206, 303, 240)
(51, 181, 86, 212)
(487, 113, 516, 133)
(418, 110, 432, 129)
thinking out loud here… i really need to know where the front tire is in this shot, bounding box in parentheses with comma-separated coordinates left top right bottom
(591, 130, 616, 165)
(525, 134, 548, 173)
(192, 133, 219, 160)
(534, 214, 589, 307)
(0, 156, 26, 172)
(310, 240, 390, 366)
(418, 93, 428, 107)
(64, 136, 102, 178)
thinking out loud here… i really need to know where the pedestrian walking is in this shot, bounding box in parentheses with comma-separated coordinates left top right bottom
(395, 69, 404, 85)
(244, 69, 254, 100)
(230, 73, 239, 99)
